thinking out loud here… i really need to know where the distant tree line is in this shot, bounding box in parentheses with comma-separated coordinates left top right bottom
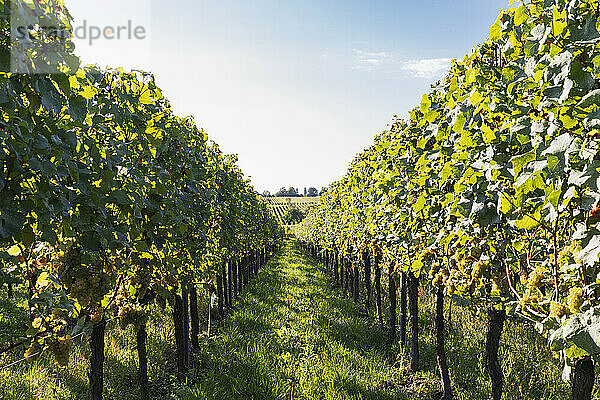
(261, 187, 326, 197)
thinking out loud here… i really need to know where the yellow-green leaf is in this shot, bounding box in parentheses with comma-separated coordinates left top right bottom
(482, 124, 497, 143)
(7, 245, 21, 256)
(514, 5, 528, 26)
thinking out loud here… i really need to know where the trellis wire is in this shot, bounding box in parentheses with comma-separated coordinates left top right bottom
(0, 316, 120, 372)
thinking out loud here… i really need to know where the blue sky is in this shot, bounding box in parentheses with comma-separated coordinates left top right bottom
(67, 0, 509, 193)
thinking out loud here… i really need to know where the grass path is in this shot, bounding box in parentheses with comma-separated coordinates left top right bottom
(180, 241, 423, 400)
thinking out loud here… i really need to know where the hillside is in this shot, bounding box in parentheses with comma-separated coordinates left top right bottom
(265, 197, 320, 225)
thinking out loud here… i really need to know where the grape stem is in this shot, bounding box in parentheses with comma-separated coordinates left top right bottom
(103, 273, 125, 313)
(504, 257, 521, 301)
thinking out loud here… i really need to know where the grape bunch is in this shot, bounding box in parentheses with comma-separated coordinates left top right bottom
(518, 265, 547, 309)
(31, 308, 69, 334)
(419, 248, 435, 263)
(70, 272, 111, 307)
(155, 295, 167, 309)
(567, 287, 584, 314)
(557, 241, 582, 266)
(519, 290, 542, 308)
(118, 304, 148, 330)
(464, 260, 488, 293)
(471, 260, 487, 281)
(89, 306, 104, 324)
(131, 254, 154, 299)
(526, 265, 546, 291)
(56, 246, 83, 287)
(490, 273, 506, 295)
(432, 271, 449, 288)
(428, 259, 441, 280)
(549, 301, 570, 318)
(46, 335, 73, 367)
(57, 245, 111, 307)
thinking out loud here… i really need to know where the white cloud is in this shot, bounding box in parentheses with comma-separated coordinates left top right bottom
(353, 49, 389, 58)
(352, 48, 390, 69)
(401, 58, 452, 79)
(361, 58, 381, 65)
(352, 50, 452, 78)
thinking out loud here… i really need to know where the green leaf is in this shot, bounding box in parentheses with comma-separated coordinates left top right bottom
(560, 113, 578, 129)
(420, 95, 431, 113)
(470, 89, 483, 106)
(128, 284, 137, 297)
(36, 272, 50, 288)
(578, 235, 600, 267)
(481, 124, 496, 144)
(411, 258, 424, 275)
(32, 134, 49, 150)
(552, 8, 567, 37)
(139, 89, 154, 105)
(541, 133, 572, 156)
(80, 232, 102, 251)
(134, 240, 149, 252)
(572, 61, 595, 92)
(0, 87, 9, 104)
(568, 161, 600, 187)
(546, 187, 561, 208)
(577, 89, 600, 109)
(584, 110, 600, 130)
(516, 173, 546, 194)
(28, 158, 42, 171)
(109, 190, 132, 206)
(549, 307, 600, 357)
(499, 193, 515, 214)
(38, 78, 62, 114)
(459, 130, 475, 147)
(544, 51, 572, 85)
(547, 154, 560, 171)
(71, 317, 88, 337)
(513, 240, 525, 252)
(21, 225, 35, 247)
(571, 15, 600, 43)
(69, 95, 87, 122)
(515, 212, 540, 230)
(511, 150, 535, 177)
(61, 131, 78, 150)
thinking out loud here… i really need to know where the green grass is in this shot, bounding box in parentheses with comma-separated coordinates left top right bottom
(414, 293, 574, 399)
(0, 240, 597, 399)
(179, 241, 418, 400)
(0, 298, 178, 400)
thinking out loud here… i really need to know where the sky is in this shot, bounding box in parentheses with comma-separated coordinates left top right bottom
(66, 0, 509, 194)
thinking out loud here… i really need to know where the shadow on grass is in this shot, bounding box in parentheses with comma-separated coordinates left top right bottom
(184, 241, 413, 400)
(0, 288, 31, 346)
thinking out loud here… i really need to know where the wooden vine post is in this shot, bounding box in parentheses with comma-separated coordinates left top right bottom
(435, 287, 452, 399)
(136, 324, 149, 400)
(89, 319, 106, 400)
(388, 261, 397, 345)
(408, 272, 419, 372)
(485, 307, 505, 400)
(399, 271, 407, 348)
(363, 250, 372, 315)
(374, 250, 383, 326)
